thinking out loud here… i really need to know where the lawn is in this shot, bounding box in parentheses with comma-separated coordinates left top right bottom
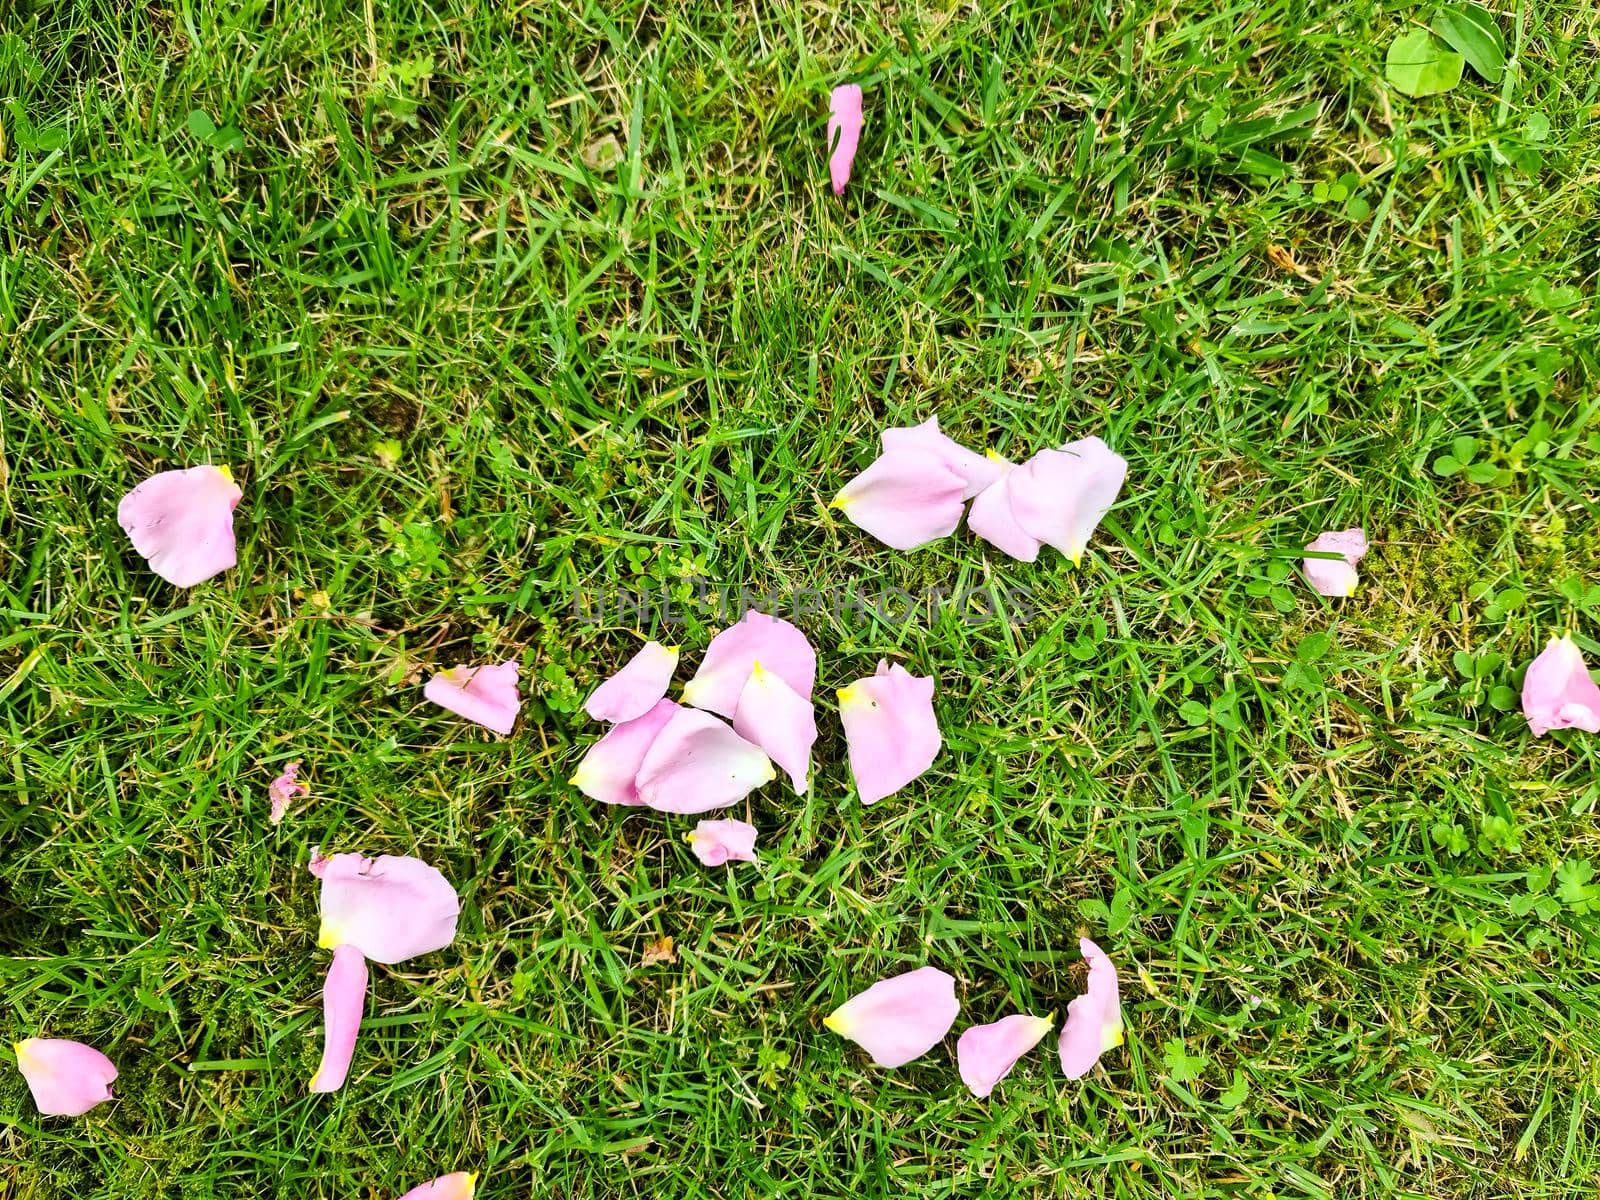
(4, 1, 1600, 1197)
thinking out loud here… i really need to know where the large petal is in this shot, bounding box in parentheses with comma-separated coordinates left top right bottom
(1523, 634, 1600, 737)
(966, 458, 1042, 562)
(1058, 937, 1124, 1080)
(317, 854, 461, 964)
(1007, 437, 1129, 564)
(685, 818, 759, 866)
(823, 966, 960, 1068)
(830, 450, 967, 552)
(396, 1173, 478, 1200)
(309, 944, 367, 1094)
(635, 708, 775, 814)
(827, 84, 863, 195)
(424, 662, 521, 736)
(117, 465, 242, 587)
(1302, 527, 1369, 597)
(13, 1038, 117, 1117)
(733, 662, 816, 792)
(956, 1014, 1054, 1097)
(880, 417, 1004, 499)
(682, 611, 816, 717)
(571, 698, 680, 806)
(585, 641, 679, 723)
(838, 660, 941, 805)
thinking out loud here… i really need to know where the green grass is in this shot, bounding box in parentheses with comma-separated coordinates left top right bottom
(4, 0, 1600, 1196)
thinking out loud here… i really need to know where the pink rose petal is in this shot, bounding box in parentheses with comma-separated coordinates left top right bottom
(966, 457, 1043, 562)
(831, 450, 967, 552)
(824, 965, 960, 1068)
(682, 611, 816, 718)
(635, 708, 775, 814)
(585, 641, 679, 723)
(308, 943, 367, 1094)
(827, 84, 863, 195)
(956, 1013, 1054, 1097)
(1522, 634, 1600, 737)
(686, 818, 759, 866)
(396, 1173, 478, 1200)
(424, 661, 521, 736)
(268, 760, 309, 825)
(1007, 437, 1129, 565)
(14, 1038, 117, 1117)
(1302, 527, 1369, 597)
(838, 660, 941, 805)
(572, 698, 681, 806)
(733, 662, 816, 793)
(1058, 937, 1124, 1080)
(117, 464, 242, 586)
(316, 853, 461, 965)
(880, 417, 1004, 500)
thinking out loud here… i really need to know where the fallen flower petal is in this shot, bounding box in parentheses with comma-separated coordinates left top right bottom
(824, 966, 960, 1068)
(1302, 527, 1369, 597)
(316, 853, 461, 965)
(827, 84, 863, 195)
(13, 1038, 117, 1117)
(682, 611, 816, 717)
(838, 660, 941, 804)
(309, 943, 367, 1094)
(424, 661, 521, 736)
(685, 818, 759, 866)
(585, 641, 679, 723)
(396, 1173, 478, 1200)
(571, 699, 681, 806)
(1007, 438, 1129, 565)
(830, 451, 967, 552)
(635, 708, 775, 813)
(733, 661, 816, 792)
(1058, 937, 1124, 1080)
(268, 760, 309, 825)
(966, 457, 1043, 562)
(880, 416, 1004, 499)
(956, 1013, 1054, 1098)
(1523, 634, 1600, 737)
(117, 464, 242, 587)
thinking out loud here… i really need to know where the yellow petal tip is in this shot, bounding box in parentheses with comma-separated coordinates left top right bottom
(216, 465, 234, 483)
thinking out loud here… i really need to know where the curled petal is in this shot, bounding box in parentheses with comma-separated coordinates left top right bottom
(572, 698, 680, 806)
(13, 1038, 117, 1117)
(682, 611, 816, 717)
(966, 458, 1042, 562)
(424, 662, 521, 736)
(880, 417, 1004, 500)
(838, 660, 941, 805)
(117, 465, 242, 587)
(827, 84, 863, 195)
(831, 451, 967, 552)
(685, 818, 759, 866)
(635, 709, 775, 814)
(1522, 634, 1600, 738)
(1302, 527, 1369, 597)
(733, 662, 816, 792)
(396, 1173, 478, 1200)
(316, 854, 460, 964)
(585, 641, 679, 723)
(824, 966, 960, 1068)
(956, 1014, 1054, 1098)
(1007, 437, 1129, 565)
(1058, 937, 1124, 1080)
(309, 944, 367, 1094)
(267, 760, 309, 825)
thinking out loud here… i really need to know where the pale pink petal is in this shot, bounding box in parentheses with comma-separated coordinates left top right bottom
(571, 699, 680, 806)
(396, 1173, 478, 1200)
(1007, 437, 1129, 565)
(268, 760, 309, 825)
(956, 1013, 1054, 1097)
(831, 450, 967, 552)
(1523, 635, 1600, 737)
(316, 853, 460, 964)
(1302, 527, 1369, 597)
(13, 1038, 117, 1116)
(827, 84, 863, 195)
(308, 845, 333, 878)
(686, 818, 759, 866)
(733, 662, 816, 792)
(880, 417, 1004, 499)
(1058, 937, 1124, 1080)
(635, 708, 775, 814)
(309, 943, 367, 1094)
(117, 465, 242, 587)
(682, 611, 816, 717)
(966, 458, 1042, 562)
(824, 966, 960, 1068)
(838, 660, 941, 804)
(424, 662, 521, 736)
(585, 641, 680, 723)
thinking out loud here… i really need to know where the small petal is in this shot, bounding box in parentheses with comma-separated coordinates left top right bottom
(571, 699, 680, 806)
(831, 450, 967, 552)
(635, 709, 776, 814)
(880, 417, 1004, 499)
(117, 465, 242, 587)
(316, 853, 461, 964)
(966, 457, 1042, 562)
(1522, 634, 1600, 738)
(956, 1013, 1054, 1098)
(1007, 437, 1129, 565)
(827, 84, 863, 195)
(13, 1038, 117, 1117)
(824, 966, 960, 1068)
(685, 818, 759, 866)
(682, 611, 816, 717)
(1058, 937, 1124, 1080)
(268, 760, 309, 825)
(733, 662, 816, 792)
(424, 662, 521, 736)
(396, 1173, 478, 1200)
(838, 661, 941, 805)
(1302, 527, 1369, 597)
(309, 943, 367, 1094)
(585, 642, 680, 723)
